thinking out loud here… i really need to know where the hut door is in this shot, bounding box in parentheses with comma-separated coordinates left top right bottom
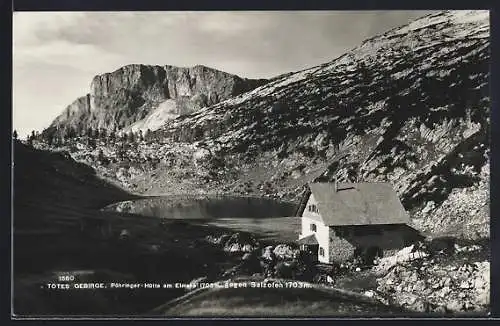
(307, 244, 319, 262)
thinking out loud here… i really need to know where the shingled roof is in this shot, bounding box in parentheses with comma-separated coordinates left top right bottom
(298, 182, 410, 226)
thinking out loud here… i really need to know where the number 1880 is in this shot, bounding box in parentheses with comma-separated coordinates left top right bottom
(58, 275, 75, 282)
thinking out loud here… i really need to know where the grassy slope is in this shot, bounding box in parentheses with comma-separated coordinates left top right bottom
(14, 141, 138, 228)
(12, 142, 241, 315)
(153, 277, 406, 317)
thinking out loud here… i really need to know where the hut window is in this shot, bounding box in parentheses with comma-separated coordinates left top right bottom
(310, 223, 317, 232)
(319, 247, 325, 256)
(308, 204, 319, 213)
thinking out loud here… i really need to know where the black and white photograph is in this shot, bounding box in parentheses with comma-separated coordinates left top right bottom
(12, 10, 490, 317)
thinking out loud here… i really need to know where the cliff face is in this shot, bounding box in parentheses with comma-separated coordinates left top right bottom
(48, 64, 268, 135)
(50, 95, 92, 126)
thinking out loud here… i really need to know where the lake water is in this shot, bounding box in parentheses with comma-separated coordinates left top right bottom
(104, 196, 301, 242)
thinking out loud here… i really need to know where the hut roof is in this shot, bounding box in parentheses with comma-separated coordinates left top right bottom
(298, 233, 319, 245)
(297, 182, 410, 226)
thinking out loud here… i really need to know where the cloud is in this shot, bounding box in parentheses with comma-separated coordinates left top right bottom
(194, 11, 275, 35)
(13, 11, 435, 77)
(12, 11, 436, 138)
(13, 12, 87, 46)
(14, 39, 126, 73)
(13, 12, 131, 76)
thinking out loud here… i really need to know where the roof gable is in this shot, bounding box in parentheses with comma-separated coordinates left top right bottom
(307, 182, 410, 226)
(302, 193, 325, 223)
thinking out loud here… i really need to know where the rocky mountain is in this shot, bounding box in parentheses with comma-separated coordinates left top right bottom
(46, 64, 268, 136)
(18, 10, 492, 317)
(151, 10, 489, 238)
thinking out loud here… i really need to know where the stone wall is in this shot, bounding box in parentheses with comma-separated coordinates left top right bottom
(328, 224, 421, 263)
(328, 228, 356, 262)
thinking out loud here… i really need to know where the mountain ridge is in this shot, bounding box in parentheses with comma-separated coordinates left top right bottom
(45, 64, 269, 137)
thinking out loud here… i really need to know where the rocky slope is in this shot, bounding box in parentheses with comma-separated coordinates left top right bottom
(375, 257, 489, 314)
(46, 64, 268, 137)
(149, 10, 489, 238)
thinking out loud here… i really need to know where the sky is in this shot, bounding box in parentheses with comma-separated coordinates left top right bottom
(13, 10, 435, 138)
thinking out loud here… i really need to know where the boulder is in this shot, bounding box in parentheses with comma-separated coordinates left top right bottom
(364, 290, 376, 298)
(433, 305, 447, 314)
(273, 244, 299, 260)
(242, 244, 254, 253)
(226, 243, 242, 253)
(372, 244, 429, 274)
(115, 201, 133, 213)
(205, 233, 231, 246)
(446, 300, 464, 312)
(116, 167, 130, 181)
(261, 245, 276, 260)
(218, 234, 232, 245)
(422, 201, 436, 214)
(149, 244, 161, 252)
(409, 299, 428, 312)
(242, 253, 253, 261)
(223, 233, 258, 254)
(119, 229, 130, 240)
(459, 281, 470, 289)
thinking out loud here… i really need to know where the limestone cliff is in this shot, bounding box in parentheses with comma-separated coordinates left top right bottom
(47, 64, 268, 136)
